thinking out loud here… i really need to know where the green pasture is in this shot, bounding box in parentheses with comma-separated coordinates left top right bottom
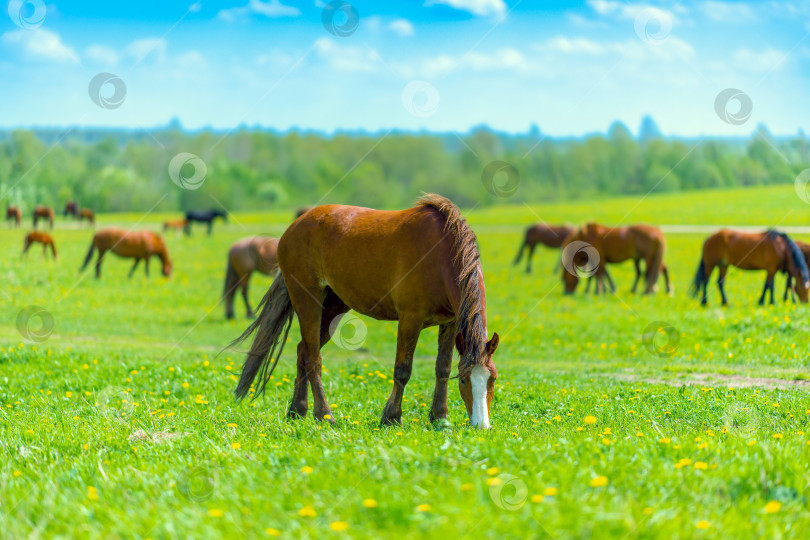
(2, 185, 810, 539)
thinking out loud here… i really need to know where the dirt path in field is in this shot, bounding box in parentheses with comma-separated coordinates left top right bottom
(604, 371, 810, 390)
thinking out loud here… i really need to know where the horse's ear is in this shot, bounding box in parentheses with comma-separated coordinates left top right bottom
(486, 333, 499, 356)
(454, 332, 466, 357)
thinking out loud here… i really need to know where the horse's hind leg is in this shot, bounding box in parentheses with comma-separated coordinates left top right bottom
(128, 258, 140, 278)
(631, 259, 642, 293)
(717, 265, 728, 305)
(381, 315, 422, 426)
(525, 245, 536, 274)
(241, 274, 253, 318)
(95, 249, 107, 278)
(429, 322, 454, 423)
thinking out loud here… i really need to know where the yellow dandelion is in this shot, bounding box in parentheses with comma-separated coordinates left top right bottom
(87, 486, 99, 501)
(544, 487, 559, 496)
(416, 504, 431, 512)
(362, 499, 378, 508)
(298, 506, 316, 517)
(486, 467, 500, 475)
(460, 483, 473, 492)
(231, 442, 241, 450)
(265, 528, 281, 537)
(208, 509, 224, 517)
(531, 494, 543, 503)
(330, 521, 349, 531)
(696, 520, 710, 529)
(584, 415, 597, 425)
(301, 466, 313, 474)
(694, 462, 708, 470)
(764, 501, 781, 514)
(589, 476, 608, 487)
(486, 477, 501, 486)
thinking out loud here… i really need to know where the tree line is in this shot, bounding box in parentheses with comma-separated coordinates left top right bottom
(0, 118, 806, 213)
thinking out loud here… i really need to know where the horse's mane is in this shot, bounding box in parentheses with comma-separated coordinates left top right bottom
(769, 230, 810, 282)
(416, 193, 485, 376)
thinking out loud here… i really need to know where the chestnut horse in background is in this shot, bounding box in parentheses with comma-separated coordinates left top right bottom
(163, 218, 188, 234)
(224, 236, 280, 320)
(513, 224, 574, 274)
(233, 194, 500, 429)
(78, 208, 94, 225)
(563, 223, 671, 295)
(6, 205, 21, 227)
(692, 229, 809, 306)
(33, 206, 54, 229)
(22, 231, 57, 259)
(81, 228, 172, 279)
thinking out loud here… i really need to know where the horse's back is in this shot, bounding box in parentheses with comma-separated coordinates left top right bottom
(279, 204, 454, 320)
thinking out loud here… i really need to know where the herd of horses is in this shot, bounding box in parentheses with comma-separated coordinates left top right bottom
(6, 196, 809, 429)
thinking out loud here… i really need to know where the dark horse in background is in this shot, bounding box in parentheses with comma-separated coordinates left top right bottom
(64, 201, 78, 217)
(692, 229, 809, 306)
(513, 224, 575, 274)
(184, 209, 227, 236)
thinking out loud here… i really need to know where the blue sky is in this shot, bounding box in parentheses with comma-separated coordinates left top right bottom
(1, 0, 809, 136)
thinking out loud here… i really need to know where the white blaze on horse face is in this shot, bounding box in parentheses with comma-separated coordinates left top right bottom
(470, 365, 491, 429)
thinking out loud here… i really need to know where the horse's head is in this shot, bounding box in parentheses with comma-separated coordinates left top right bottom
(162, 256, 173, 277)
(456, 332, 499, 429)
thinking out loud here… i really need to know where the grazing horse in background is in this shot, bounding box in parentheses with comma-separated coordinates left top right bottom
(294, 206, 313, 219)
(224, 236, 280, 320)
(78, 208, 95, 226)
(6, 205, 21, 227)
(64, 201, 78, 218)
(184, 209, 227, 236)
(163, 218, 188, 234)
(81, 228, 172, 279)
(32, 206, 54, 229)
(22, 231, 57, 259)
(233, 194, 500, 429)
(692, 229, 809, 306)
(562, 223, 671, 295)
(513, 224, 575, 274)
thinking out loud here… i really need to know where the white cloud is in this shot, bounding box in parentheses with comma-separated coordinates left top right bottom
(2, 28, 79, 63)
(125, 38, 167, 64)
(699, 1, 756, 22)
(422, 48, 534, 77)
(219, 0, 300, 21)
(86, 44, 119, 66)
(427, 0, 506, 17)
(733, 48, 786, 71)
(536, 36, 694, 62)
(314, 37, 378, 72)
(389, 19, 415, 37)
(587, 0, 675, 22)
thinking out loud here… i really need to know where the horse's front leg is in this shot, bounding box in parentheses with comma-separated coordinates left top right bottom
(631, 259, 641, 293)
(144, 256, 150, 277)
(128, 258, 141, 278)
(381, 317, 422, 426)
(429, 322, 454, 424)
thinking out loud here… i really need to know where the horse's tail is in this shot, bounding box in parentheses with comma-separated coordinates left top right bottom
(80, 239, 96, 271)
(690, 256, 706, 297)
(646, 237, 665, 292)
(223, 256, 240, 319)
(231, 272, 294, 400)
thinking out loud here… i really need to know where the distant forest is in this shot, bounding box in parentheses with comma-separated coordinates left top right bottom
(1, 117, 807, 212)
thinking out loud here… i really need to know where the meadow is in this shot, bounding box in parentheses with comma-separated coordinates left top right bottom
(2, 185, 810, 539)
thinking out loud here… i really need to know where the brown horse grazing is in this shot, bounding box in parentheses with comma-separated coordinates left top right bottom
(233, 194, 500, 429)
(513, 224, 575, 273)
(163, 218, 188, 233)
(692, 229, 809, 306)
(6, 205, 21, 227)
(562, 223, 671, 295)
(64, 201, 78, 217)
(78, 208, 95, 226)
(80, 228, 172, 279)
(224, 236, 280, 320)
(32, 206, 54, 229)
(22, 231, 57, 259)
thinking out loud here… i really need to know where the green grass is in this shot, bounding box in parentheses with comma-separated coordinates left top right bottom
(2, 184, 810, 539)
